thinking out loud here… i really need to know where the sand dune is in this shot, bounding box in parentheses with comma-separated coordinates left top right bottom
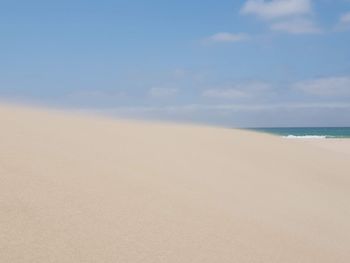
(0, 104, 349, 262)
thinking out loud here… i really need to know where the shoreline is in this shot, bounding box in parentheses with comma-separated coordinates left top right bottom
(247, 127, 350, 140)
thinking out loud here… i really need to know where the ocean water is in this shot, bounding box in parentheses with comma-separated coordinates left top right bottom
(249, 127, 350, 139)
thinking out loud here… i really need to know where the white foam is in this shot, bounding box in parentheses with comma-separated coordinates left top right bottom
(284, 135, 327, 139)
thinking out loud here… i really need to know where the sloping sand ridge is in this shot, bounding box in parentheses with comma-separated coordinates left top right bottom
(0, 104, 349, 262)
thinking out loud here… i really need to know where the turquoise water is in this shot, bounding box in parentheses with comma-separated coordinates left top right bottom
(249, 127, 350, 139)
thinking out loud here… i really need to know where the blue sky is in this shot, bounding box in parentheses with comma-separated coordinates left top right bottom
(1, 0, 350, 127)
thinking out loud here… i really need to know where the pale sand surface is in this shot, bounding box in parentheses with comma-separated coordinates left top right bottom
(302, 139, 350, 155)
(1, 104, 350, 262)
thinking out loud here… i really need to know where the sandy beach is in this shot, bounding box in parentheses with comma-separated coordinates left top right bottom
(1, 104, 349, 263)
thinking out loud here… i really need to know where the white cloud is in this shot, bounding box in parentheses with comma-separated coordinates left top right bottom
(340, 12, 350, 24)
(241, 0, 312, 20)
(240, 0, 322, 35)
(293, 76, 350, 96)
(205, 32, 249, 43)
(202, 89, 250, 99)
(336, 11, 350, 30)
(149, 87, 178, 98)
(68, 90, 126, 100)
(202, 81, 272, 99)
(270, 18, 321, 34)
(172, 69, 188, 78)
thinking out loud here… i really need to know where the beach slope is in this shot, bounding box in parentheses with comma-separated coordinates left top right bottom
(0, 104, 349, 262)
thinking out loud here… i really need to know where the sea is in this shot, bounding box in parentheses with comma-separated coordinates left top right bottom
(248, 127, 350, 139)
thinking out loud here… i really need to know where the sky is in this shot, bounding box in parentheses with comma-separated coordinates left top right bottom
(1, 0, 350, 127)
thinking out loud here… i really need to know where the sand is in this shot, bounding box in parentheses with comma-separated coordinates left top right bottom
(0, 104, 349, 263)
